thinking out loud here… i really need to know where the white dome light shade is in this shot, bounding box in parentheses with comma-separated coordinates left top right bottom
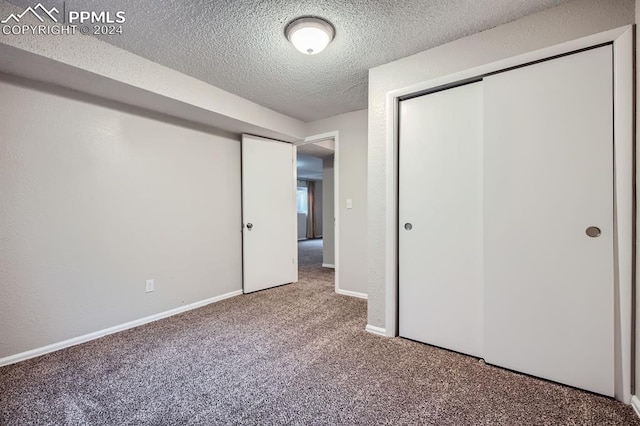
(286, 17, 335, 55)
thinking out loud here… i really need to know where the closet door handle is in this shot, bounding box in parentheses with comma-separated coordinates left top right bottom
(404, 223, 413, 231)
(585, 226, 601, 238)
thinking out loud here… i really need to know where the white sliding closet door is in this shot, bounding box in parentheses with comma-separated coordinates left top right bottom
(483, 46, 614, 396)
(399, 82, 484, 357)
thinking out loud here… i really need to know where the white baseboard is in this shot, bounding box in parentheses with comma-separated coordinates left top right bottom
(322, 263, 335, 268)
(0, 289, 242, 368)
(631, 395, 640, 418)
(336, 289, 368, 299)
(365, 324, 387, 337)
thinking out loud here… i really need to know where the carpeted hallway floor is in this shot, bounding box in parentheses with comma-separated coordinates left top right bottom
(1, 239, 638, 425)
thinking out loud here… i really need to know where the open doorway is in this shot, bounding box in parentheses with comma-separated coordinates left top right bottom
(294, 133, 338, 290)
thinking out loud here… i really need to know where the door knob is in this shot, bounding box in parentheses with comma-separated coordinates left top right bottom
(585, 226, 601, 238)
(246, 223, 253, 230)
(404, 223, 413, 231)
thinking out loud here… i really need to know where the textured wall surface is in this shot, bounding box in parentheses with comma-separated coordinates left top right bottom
(0, 75, 242, 358)
(307, 110, 368, 295)
(367, 0, 635, 330)
(3, 0, 569, 122)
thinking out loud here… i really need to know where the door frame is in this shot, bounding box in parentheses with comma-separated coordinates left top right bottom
(295, 131, 340, 294)
(382, 26, 634, 402)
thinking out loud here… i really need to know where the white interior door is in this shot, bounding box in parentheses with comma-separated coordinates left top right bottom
(399, 82, 484, 357)
(483, 46, 614, 396)
(242, 135, 296, 293)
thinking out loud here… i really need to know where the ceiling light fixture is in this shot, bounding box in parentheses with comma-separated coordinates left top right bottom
(285, 17, 335, 55)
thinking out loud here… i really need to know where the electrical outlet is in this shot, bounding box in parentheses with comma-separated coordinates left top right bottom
(145, 279, 154, 293)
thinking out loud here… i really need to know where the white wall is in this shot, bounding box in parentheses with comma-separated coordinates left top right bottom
(307, 110, 368, 295)
(322, 157, 335, 265)
(367, 0, 635, 330)
(0, 75, 242, 359)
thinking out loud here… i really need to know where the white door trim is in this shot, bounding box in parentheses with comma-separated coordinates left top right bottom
(383, 25, 633, 403)
(298, 131, 340, 294)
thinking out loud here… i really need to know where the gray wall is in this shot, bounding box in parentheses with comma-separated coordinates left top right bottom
(322, 156, 335, 266)
(0, 75, 242, 359)
(307, 110, 368, 295)
(367, 0, 635, 331)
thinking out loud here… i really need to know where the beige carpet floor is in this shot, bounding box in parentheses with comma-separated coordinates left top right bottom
(0, 238, 638, 425)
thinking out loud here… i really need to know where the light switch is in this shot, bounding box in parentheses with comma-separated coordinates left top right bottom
(346, 199, 353, 209)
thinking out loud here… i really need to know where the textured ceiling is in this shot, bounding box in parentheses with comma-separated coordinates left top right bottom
(6, 0, 570, 121)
